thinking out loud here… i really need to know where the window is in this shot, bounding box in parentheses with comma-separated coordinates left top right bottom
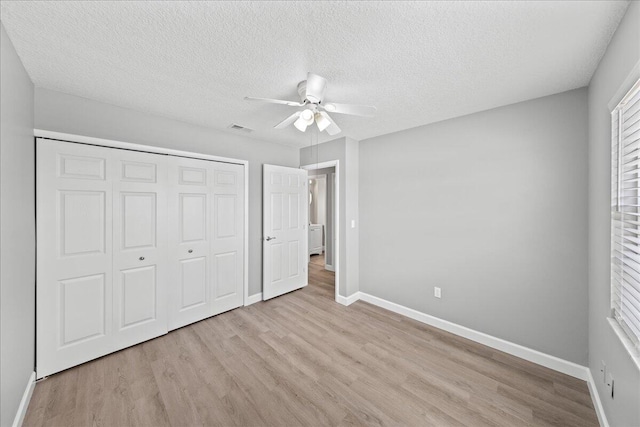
(611, 78, 640, 350)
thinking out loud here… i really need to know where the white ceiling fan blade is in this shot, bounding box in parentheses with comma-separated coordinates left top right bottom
(305, 73, 327, 103)
(322, 102, 377, 117)
(319, 112, 342, 136)
(245, 97, 305, 107)
(274, 111, 302, 129)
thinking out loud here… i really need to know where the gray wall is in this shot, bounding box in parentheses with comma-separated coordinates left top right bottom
(301, 138, 359, 297)
(34, 88, 299, 297)
(359, 88, 589, 364)
(587, 2, 640, 426)
(0, 23, 35, 427)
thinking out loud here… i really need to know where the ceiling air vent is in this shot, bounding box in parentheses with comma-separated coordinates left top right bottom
(228, 123, 253, 133)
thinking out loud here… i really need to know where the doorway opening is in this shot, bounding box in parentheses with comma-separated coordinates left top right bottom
(302, 161, 339, 303)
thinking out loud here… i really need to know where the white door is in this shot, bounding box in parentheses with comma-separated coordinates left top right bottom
(167, 157, 212, 330)
(37, 140, 115, 377)
(37, 139, 247, 377)
(111, 150, 168, 348)
(211, 162, 245, 314)
(263, 165, 308, 300)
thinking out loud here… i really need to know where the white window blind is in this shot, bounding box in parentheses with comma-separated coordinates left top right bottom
(611, 78, 640, 349)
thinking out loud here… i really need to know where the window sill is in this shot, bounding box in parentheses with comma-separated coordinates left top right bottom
(607, 317, 640, 372)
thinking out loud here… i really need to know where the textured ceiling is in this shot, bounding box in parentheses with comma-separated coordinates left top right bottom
(0, 1, 629, 148)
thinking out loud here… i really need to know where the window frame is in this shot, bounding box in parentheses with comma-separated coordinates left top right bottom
(610, 77, 640, 359)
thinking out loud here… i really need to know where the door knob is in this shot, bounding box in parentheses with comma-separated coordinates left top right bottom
(188, 249, 193, 253)
(139, 256, 145, 261)
(265, 236, 276, 241)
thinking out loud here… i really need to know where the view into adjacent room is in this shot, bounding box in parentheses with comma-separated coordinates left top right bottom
(308, 167, 336, 299)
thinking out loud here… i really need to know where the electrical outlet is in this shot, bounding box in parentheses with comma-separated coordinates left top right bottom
(434, 287, 441, 299)
(606, 373, 614, 399)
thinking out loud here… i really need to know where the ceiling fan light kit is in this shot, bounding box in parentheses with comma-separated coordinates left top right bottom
(315, 112, 331, 132)
(245, 72, 377, 136)
(294, 109, 315, 132)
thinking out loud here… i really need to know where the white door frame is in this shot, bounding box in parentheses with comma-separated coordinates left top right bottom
(34, 129, 250, 307)
(301, 160, 339, 303)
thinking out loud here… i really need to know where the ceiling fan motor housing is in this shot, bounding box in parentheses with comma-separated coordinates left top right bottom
(297, 81, 309, 102)
(298, 73, 327, 104)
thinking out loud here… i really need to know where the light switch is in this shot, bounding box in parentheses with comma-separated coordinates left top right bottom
(351, 220, 356, 228)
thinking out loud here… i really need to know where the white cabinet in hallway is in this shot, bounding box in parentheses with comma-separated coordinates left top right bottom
(36, 138, 245, 378)
(309, 224, 323, 256)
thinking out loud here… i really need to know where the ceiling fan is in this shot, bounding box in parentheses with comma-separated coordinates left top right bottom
(245, 73, 377, 136)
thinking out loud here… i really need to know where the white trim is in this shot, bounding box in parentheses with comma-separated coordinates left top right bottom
(35, 130, 250, 308)
(608, 73, 640, 363)
(607, 59, 640, 110)
(301, 160, 339, 304)
(12, 371, 35, 427)
(337, 292, 360, 306)
(586, 369, 610, 427)
(352, 292, 590, 380)
(34, 129, 247, 166)
(243, 163, 249, 307)
(325, 264, 335, 272)
(245, 293, 263, 306)
(301, 160, 339, 170)
(607, 317, 640, 371)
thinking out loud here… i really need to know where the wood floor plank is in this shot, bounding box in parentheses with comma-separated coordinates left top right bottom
(41, 367, 78, 426)
(71, 358, 107, 427)
(150, 358, 204, 427)
(23, 256, 599, 426)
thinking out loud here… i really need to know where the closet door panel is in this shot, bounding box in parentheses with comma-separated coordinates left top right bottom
(36, 140, 114, 378)
(112, 150, 168, 347)
(180, 256, 207, 307)
(37, 138, 247, 377)
(168, 157, 213, 330)
(211, 163, 244, 315)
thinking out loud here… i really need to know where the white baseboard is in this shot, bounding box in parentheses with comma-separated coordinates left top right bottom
(12, 371, 35, 427)
(336, 292, 360, 306)
(325, 264, 335, 272)
(354, 292, 589, 380)
(586, 369, 609, 427)
(245, 293, 263, 306)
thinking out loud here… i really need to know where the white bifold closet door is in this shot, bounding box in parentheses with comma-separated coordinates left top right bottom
(37, 140, 168, 378)
(37, 141, 116, 378)
(210, 162, 245, 314)
(111, 149, 168, 348)
(168, 157, 212, 330)
(167, 157, 244, 331)
(37, 139, 245, 378)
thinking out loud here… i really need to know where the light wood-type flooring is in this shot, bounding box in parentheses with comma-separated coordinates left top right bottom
(24, 255, 598, 426)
